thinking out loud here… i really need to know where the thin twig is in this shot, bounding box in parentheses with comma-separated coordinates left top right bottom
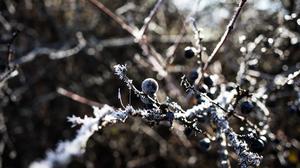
(57, 87, 103, 107)
(279, 69, 300, 89)
(118, 88, 125, 109)
(203, 0, 247, 71)
(137, 0, 165, 39)
(12, 32, 86, 65)
(87, 0, 137, 37)
(0, 13, 12, 31)
(87, 0, 169, 77)
(166, 21, 186, 64)
(7, 31, 19, 65)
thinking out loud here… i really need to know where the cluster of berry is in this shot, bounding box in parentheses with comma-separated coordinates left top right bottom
(113, 57, 266, 167)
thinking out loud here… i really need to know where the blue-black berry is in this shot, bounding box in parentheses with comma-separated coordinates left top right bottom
(141, 78, 159, 95)
(187, 69, 199, 83)
(198, 138, 211, 151)
(249, 138, 265, 153)
(240, 132, 266, 153)
(240, 101, 254, 114)
(184, 46, 196, 59)
(166, 111, 174, 123)
(203, 75, 213, 87)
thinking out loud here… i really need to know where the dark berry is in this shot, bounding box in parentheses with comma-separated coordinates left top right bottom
(187, 69, 199, 83)
(198, 138, 211, 151)
(240, 101, 254, 114)
(166, 111, 174, 123)
(203, 75, 214, 87)
(240, 133, 266, 153)
(249, 138, 265, 153)
(184, 46, 196, 59)
(141, 78, 159, 95)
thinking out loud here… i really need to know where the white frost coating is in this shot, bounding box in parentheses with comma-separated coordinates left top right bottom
(29, 105, 115, 168)
(185, 96, 262, 167)
(184, 100, 210, 118)
(103, 110, 128, 123)
(114, 64, 127, 80)
(210, 107, 262, 167)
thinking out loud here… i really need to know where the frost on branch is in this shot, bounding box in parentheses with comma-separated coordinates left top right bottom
(29, 105, 129, 168)
(184, 98, 262, 167)
(31, 63, 267, 168)
(113, 64, 263, 167)
(210, 107, 262, 167)
(114, 64, 127, 80)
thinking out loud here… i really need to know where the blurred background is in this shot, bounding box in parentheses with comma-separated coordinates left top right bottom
(0, 0, 299, 167)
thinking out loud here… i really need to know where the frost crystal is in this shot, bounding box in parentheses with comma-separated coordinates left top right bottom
(29, 105, 127, 168)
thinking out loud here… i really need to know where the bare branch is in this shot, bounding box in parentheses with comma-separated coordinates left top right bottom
(12, 32, 86, 65)
(203, 0, 247, 71)
(137, 0, 165, 39)
(57, 87, 103, 107)
(87, 0, 138, 37)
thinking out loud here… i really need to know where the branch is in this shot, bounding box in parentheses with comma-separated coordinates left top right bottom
(137, 0, 165, 39)
(29, 105, 125, 168)
(12, 32, 86, 65)
(203, 0, 247, 71)
(57, 87, 103, 107)
(87, 0, 137, 37)
(87, 0, 169, 77)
